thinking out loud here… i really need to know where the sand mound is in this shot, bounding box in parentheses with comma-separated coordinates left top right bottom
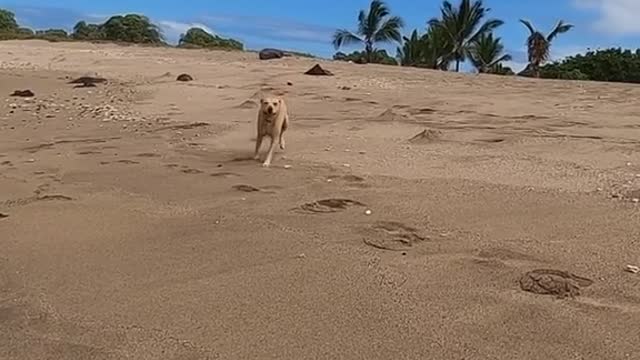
(374, 109, 408, 122)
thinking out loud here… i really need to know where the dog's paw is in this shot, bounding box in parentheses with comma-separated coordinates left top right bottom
(262, 162, 271, 168)
(279, 143, 285, 150)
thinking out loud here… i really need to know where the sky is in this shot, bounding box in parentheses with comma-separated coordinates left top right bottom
(2, 0, 640, 72)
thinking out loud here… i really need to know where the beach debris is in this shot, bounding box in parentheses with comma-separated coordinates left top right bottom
(10, 89, 35, 97)
(68, 76, 107, 87)
(409, 129, 443, 144)
(304, 64, 334, 76)
(259, 48, 285, 60)
(625, 265, 640, 274)
(297, 198, 366, 214)
(519, 269, 593, 299)
(339, 86, 352, 90)
(176, 73, 194, 82)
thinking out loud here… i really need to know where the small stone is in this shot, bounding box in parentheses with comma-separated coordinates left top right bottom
(359, 151, 366, 155)
(632, 198, 639, 203)
(625, 265, 640, 274)
(287, 81, 293, 86)
(296, 253, 306, 259)
(365, 209, 372, 215)
(26, 158, 35, 163)
(327, 179, 333, 183)
(343, 164, 351, 168)
(284, 165, 292, 169)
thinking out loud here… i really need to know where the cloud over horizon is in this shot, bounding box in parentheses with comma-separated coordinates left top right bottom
(574, 0, 640, 35)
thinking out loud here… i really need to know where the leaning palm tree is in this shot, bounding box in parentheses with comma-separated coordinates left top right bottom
(333, 0, 404, 63)
(429, 0, 503, 72)
(520, 19, 573, 78)
(469, 33, 512, 73)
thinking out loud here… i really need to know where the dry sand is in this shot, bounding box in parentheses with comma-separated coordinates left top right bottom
(1, 40, 639, 359)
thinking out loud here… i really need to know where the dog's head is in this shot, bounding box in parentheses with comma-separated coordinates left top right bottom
(260, 97, 282, 116)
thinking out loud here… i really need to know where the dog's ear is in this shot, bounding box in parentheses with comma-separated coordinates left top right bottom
(260, 98, 265, 104)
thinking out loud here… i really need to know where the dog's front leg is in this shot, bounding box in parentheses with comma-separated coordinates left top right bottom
(262, 134, 278, 167)
(253, 134, 263, 160)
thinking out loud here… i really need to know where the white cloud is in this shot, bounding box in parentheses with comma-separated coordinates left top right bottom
(574, 0, 640, 35)
(158, 20, 215, 43)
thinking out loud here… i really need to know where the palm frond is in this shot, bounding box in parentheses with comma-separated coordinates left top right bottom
(332, 29, 363, 49)
(519, 19, 536, 35)
(373, 15, 404, 43)
(547, 20, 574, 42)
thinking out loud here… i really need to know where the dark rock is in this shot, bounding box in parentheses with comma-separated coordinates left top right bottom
(10, 90, 35, 97)
(176, 73, 194, 82)
(259, 48, 285, 60)
(304, 64, 333, 76)
(287, 81, 293, 86)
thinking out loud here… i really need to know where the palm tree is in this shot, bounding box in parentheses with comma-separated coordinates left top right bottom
(429, 0, 503, 72)
(520, 19, 573, 77)
(397, 29, 422, 66)
(333, 0, 404, 63)
(396, 25, 453, 70)
(469, 33, 511, 73)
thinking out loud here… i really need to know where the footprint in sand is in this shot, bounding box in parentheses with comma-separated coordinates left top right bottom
(210, 172, 240, 178)
(233, 184, 261, 193)
(363, 221, 427, 252)
(116, 160, 140, 165)
(519, 269, 594, 299)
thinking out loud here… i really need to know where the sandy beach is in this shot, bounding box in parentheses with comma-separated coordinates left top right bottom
(1, 40, 639, 359)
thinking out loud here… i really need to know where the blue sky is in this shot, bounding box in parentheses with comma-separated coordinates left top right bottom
(2, 0, 640, 72)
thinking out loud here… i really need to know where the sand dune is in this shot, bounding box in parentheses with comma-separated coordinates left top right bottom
(1, 40, 639, 359)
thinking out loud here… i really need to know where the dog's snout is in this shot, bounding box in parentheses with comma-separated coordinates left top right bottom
(267, 106, 274, 114)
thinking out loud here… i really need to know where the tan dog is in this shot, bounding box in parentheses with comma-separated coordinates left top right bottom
(254, 96, 289, 167)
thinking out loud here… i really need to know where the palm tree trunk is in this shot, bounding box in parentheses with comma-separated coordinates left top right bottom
(455, 60, 460, 72)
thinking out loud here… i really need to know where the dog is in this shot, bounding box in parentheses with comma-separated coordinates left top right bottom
(254, 96, 289, 167)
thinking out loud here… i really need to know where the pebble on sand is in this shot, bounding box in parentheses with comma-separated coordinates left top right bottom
(625, 265, 640, 274)
(284, 165, 292, 169)
(365, 210, 372, 215)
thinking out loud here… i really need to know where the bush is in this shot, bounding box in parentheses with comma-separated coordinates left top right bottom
(333, 49, 398, 65)
(178, 27, 243, 50)
(540, 48, 640, 83)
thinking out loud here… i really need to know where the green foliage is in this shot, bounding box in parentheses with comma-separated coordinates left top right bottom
(333, 0, 404, 63)
(520, 19, 573, 77)
(178, 27, 243, 50)
(35, 29, 69, 41)
(16, 27, 34, 36)
(100, 14, 164, 44)
(0, 9, 18, 33)
(429, 0, 503, 72)
(540, 48, 640, 83)
(468, 33, 511, 73)
(72, 21, 103, 40)
(334, 49, 397, 65)
(396, 26, 452, 69)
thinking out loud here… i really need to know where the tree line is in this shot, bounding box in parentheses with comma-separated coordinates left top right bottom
(0, 9, 243, 50)
(332, 0, 640, 84)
